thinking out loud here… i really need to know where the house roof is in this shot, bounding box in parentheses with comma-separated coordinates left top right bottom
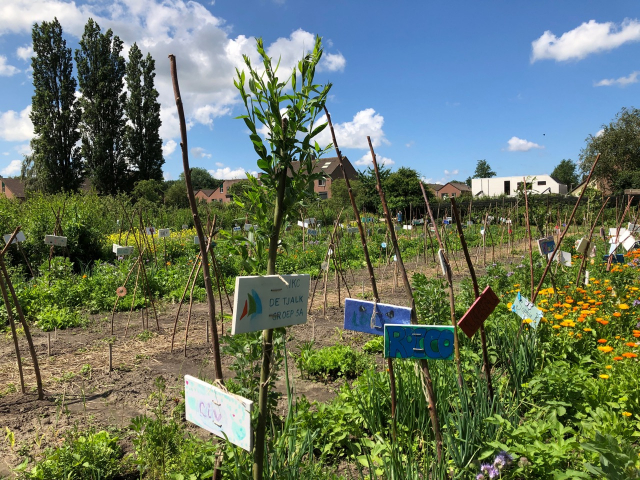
(1, 177, 25, 199)
(425, 183, 443, 191)
(449, 181, 471, 192)
(197, 189, 216, 197)
(290, 156, 358, 180)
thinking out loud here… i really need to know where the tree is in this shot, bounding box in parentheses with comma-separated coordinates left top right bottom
(328, 178, 359, 211)
(227, 179, 250, 199)
(125, 43, 164, 184)
(580, 107, 640, 195)
(234, 36, 331, 480)
(164, 181, 189, 208)
(28, 18, 82, 193)
(131, 179, 163, 204)
(384, 167, 426, 213)
(75, 19, 128, 195)
(551, 159, 579, 189)
(357, 166, 389, 213)
(466, 159, 496, 186)
(178, 167, 220, 190)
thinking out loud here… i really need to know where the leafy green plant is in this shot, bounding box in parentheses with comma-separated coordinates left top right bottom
(582, 432, 640, 479)
(297, 344, 370, 380)
(362, 336, 384, 354)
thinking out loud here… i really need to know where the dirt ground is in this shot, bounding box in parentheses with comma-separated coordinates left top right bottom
(0, 246, 524, 477)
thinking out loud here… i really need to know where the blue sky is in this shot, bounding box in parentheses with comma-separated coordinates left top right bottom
(1, 0, 639, 185)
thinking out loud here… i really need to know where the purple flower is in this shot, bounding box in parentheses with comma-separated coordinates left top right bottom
(507, 272, 514, 277)
(476, 475, 485, 480)
(480, 464, 492, 474)
(637, 321, 640, 329)
(487, 466, 499, 479)
(494, 450, 513, 469)
(633, 300, 640, 307)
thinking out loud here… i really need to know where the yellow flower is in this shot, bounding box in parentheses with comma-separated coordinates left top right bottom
(522, 319, 532, 324)
(82, 274, 87, 279)
(622, 411, 632, 417)
(507, 302, 513, 309)
(619, 304, 629, 310)
(605, 365, 612, 369)
(599, 374, 609, 379)
(598, 346, 614, 353)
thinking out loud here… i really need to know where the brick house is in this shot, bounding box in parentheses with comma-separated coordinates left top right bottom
(196, 179, 249, 203)
(432, 181, 471, 199)
(0, 176, 25, 200)
(289, 156, 358, 200)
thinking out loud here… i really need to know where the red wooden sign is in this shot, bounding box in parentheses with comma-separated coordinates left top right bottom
(457, 285, 499, 338)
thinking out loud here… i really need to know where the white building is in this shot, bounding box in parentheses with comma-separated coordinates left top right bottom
(472, 175, 567, 198)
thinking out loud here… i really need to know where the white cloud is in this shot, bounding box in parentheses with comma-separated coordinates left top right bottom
(215, 162, 224, 167)
(316, 108, 388, 149)
(0, 2, 345, 143)
(1, 159, 21, 176)
(354, 151, 394, 167)
(209, 167, 254, 179)
(596, 129, 604, 137)
(15, 143, 31, 156)
(16, 44, 33, 61)
(506, 136, 544, 152)
(595, 71, 640, 87)
(162, 139, 177, 157)
(421, 177, 445, 185)
(0, 56, 20, 76)
(444, 169, 459, 175)
(0, 105, 33, 141)
(163, 171, 173, 180)
(190, 147, 211, 159)
(405, 141, 414, 148)
(531, 19, 640, 62)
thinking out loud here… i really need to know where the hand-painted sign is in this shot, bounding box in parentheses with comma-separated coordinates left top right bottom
(145, 226, 156, 235)
(537, 236, 555, 256)
(184, 375, 252, 451)
(511, 292, 543, 329)
(158, 228, 170, 238)
(457, 285, 499, 338)
(44, 235, 67, 247)
(402, 225, 413, 230)
(344, 298, 411, 336)
(232, 274, 310, 334)
(384, 324, 454, 360)
(603, 254, 625, 264)
(548, 251, 571, 266)
(3, 231, 26, 244)
(307, 229, 317, 236)
(112, 244, 134, 256)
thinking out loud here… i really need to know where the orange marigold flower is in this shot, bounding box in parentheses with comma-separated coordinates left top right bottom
(613, 312, 622, 318)
(619, 304, 630, 310)
(622, 352, 638, 358)
(598, 339, 608, 344)
(598, 346, 614, 353)
(614, 356, 623, 361)
(625, 342, 636, 347)
(584, 328, 593, 332)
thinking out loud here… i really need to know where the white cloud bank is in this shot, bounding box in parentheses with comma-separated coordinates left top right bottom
(595, 71, 640, 87)
(0, 55, 20, 76)
(209, 166, 255, 179)
(532, 19, 640, 62)
(354, 151, 394, 167)
(16, 44, 33, 61)
(0, 106, 32, 141)
(316, 108, 388, 150)
(0, 1, 346, 144)
(506, 136, 544, 152)
(1, 159, 21, 176)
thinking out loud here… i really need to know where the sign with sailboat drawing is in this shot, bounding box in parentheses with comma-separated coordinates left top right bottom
(231, 274, 310, 334)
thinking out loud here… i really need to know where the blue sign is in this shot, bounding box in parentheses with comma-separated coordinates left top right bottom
(381, 242, 387, 249)
(384, 324, 454, 360)
(603, 254, 625, 264)
(344, 298, 411, 336)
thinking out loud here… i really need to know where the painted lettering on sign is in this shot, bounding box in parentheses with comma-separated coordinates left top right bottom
(232, 274, 310, 334)
(384, 325, 454, 360)
(158, 228, 170, 238)
(184, 375, 252, 451)
(511, 292, 543, 329)
(145, 226, 156, 236)
(3, 232, 26, 244)
(537, 236, 555, 256)
(344, 299, 411, 336)
(44, 235, 67, 247)
(458, 285, 499, 339)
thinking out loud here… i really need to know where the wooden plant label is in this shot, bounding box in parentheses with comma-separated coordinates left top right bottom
(184, 375, 253, 451)
(112, 244, 134, 256)
(384, 324, 454, 360)
(344, 298, 411, 336)
(347, 227, 358, 234)
(158, 228, 170, 238)
(623, 235, 636, 251)
(145, 226, 156, 235)
(44, 235, 67, 247)
(575, 238, 588, 255)
(548, 251, 571, 266)
(537, 236, 555, 256)
(457, 285, 499, 339)
(231, 274, 310, 335)
(3, 231, 26, 244)
(511, 292, 543, 329)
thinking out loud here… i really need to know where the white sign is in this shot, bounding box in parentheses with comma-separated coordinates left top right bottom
(244, 224, 256, 232)
(194, 236, 209, 245)
(112, 244, 134, 256)
(3, 231, 26, 244)
(44, 235, 67, 247)
(232, 274, 310, 335)
(629, 223, 640, 233)
(184, 375, 253, 451)
(608, 243, 619, 256)
(549, 250, 571, 266)
(145, 226, 156, 236)
(402, 225, 413, 230)
(347, 227, 358, 234)
(575, 238, 587, 255)
(480, 228, 485, 236)
(182, 224, 188, 230)
(585, 270, 590, 285)
(438, 249, 447, 275)
(623, 235, 637, 251)
(158, 228, 170, 238)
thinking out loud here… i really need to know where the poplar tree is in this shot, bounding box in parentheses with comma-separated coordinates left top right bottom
(28, 18, 82, 192)
(125, 43, 164, 184)
(75, 18, 128, 195)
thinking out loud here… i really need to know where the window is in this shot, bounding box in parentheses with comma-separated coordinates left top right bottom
(318, 192, 328, 200)
(451, 193, 456, 197)
(504, 180, 510, 195)
(537, 181, 546, 186)
(219, 185, 224, 193)
(318, 178, 326, 187)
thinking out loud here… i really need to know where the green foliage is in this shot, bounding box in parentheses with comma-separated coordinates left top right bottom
(551, 159, 579, 189)
(384, 167, 425, 213)
(582, 432, 640, 479)
(34, 305, 87, 332)
(412, 273, 449, 324)
(18, 430, 121, 480)
(295, 344, 370, 379)
(178, 168, 221, 191)
(466, 159, 496, 186)
(362, 336, 384, 354)
(28, 17, 82, 193)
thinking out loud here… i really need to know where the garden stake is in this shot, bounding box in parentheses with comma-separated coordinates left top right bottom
(576, 199, 609, 287)
(111, 251, 143, 335)
(522, 178, 535, 299)
(170, 54, 222, 382)
(451, 198, 494, 400)
(0, 254, 25, 393)
(184, 261, 201, 357)
(0, 247, 43, 399)
(607, 196, 633, 272)
(325, 109, 398, 436)
(171, 253, 201, 351)
(371, 138, 442, 458)
(529, 154, 600, 312)
(124, 261, 142, 338)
